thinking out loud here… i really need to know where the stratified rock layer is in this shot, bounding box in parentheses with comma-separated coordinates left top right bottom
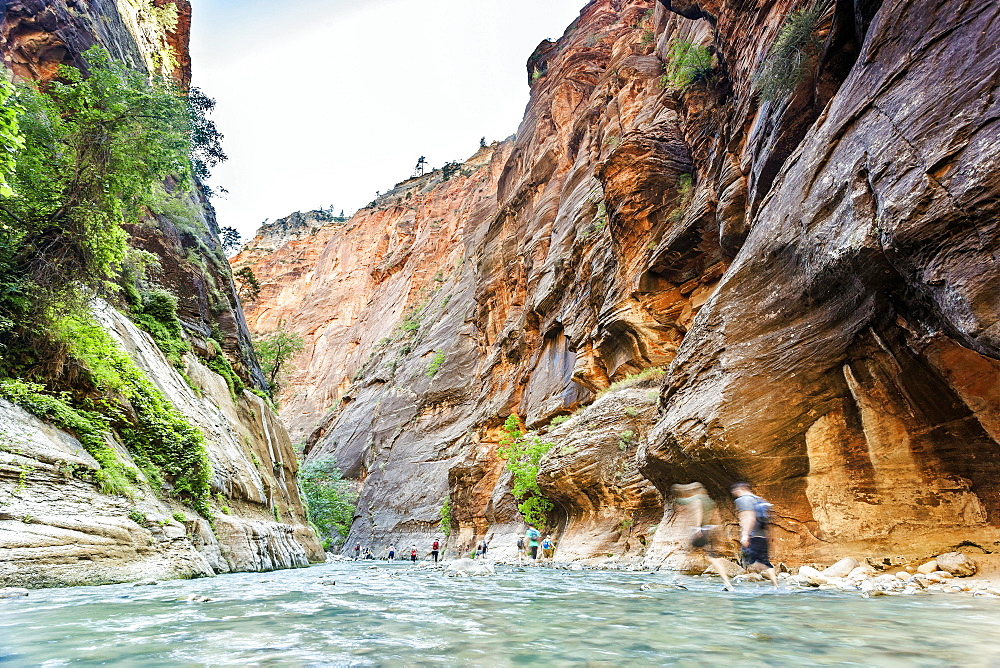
(0, 0, 322, 586)
(237, 0, 1000, 566)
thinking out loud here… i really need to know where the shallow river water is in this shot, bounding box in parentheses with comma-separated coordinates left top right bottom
(2, 561, 1000, 666)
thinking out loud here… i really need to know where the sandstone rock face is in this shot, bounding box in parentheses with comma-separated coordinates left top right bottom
(0, 303, 322, 588)
(1, 0, 191, 84)
(237, 0, 1000, 567)
(0, 0, 322, 587)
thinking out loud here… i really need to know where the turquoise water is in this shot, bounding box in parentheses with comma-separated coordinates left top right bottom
(2, 562, 999, 665)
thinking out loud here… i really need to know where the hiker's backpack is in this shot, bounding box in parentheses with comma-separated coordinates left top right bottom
(751, 494, 772, 529)
(433, 540, 439, 550)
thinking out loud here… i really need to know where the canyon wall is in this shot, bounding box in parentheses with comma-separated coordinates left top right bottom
(237, 0, 1000, 568)
(0, 0, 323, 587)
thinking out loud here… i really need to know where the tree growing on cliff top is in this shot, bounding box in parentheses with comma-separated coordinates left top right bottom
(497, 414, 556, 528)
(254, 324, 304, 397)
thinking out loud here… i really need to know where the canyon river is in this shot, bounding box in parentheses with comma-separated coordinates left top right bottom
(2, 562, 1000, 665)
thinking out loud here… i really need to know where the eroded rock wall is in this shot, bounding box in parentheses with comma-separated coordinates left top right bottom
(237, 0, 1000, 566)
(0, 0, 322, 586)
(0, 302, 322, 588)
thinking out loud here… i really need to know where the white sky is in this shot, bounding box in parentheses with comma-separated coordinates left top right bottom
(190, 0, 587, 240)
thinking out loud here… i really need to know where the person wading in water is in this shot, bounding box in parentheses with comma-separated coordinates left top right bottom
(525, 524, 541, 563)
(431, 538, 440, 563)
(671, 482, 734, 591)
(731, 481, 778, 588)
(410, 545, 418, 563)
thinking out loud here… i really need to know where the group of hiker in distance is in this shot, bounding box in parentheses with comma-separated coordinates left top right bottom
(348, 481, 776, 590)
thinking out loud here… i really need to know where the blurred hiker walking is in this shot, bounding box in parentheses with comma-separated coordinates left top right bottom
(525, 524, 541, 562)
(387, 544, 396, 561)
(731, 481, 778, 588)
(672, 482, 735, 591)
(410, 545, 418, 563)
(541, 535, 555, 561)
(431, 538, 440, 563)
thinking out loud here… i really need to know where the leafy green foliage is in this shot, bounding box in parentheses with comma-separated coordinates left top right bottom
(0, 377, 134, 496)
(0, 47, 221, 373)
(299, 455, 357, 543)
(205, 341, 246, 401)
(55, 314, 213, 516)
(754, 0, 832, 101)
(598, 366, 665, 399)
(254, 326, 304, 397)
(661, 39, 716, 90)
(549, 415, 570, 428)
(234, 266, 260, 303)
(441, 161, 462, 181)
(0, 76, 24, 198)
(219, 226, 242, 254)
(426, 351, 446, 377)
(439, 495, 453, 536)
(497, 414, 555, 527)
(129, 288, 189, 368)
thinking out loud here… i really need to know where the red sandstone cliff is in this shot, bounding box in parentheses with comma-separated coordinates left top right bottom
(236, 0, 1000, 567)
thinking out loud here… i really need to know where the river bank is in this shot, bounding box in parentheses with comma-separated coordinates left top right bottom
(2, 561, 999, 665)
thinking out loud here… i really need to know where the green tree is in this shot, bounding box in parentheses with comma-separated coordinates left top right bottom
(234, 266, 260, 303)
(497, 414, 555, 527)
(299, 455, 357, 547)
(254, 325, 304, 395)
(0, 47, 217, 371)
(219, 226, 242, 254)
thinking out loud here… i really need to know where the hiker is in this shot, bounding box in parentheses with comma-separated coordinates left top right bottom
(387, 544, 396, 561)
(525, 524, 541, 562)
(431, 538, 441, 563)
(410, 545, 418, 563)
(480, 539, 489, 557)
(671, 482, 734, 592)
(731, 481, 778, 588)
(353, 543, 360, 560)
(541, 535, 555, 561)
(516, 536, 525, 562)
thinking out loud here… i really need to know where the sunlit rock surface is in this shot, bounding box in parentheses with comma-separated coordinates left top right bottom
(237, 0, 1000, 566)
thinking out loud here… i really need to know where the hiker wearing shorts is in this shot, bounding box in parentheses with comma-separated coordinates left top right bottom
(671, 482, 734, 591)
(731, 481, 778, 588)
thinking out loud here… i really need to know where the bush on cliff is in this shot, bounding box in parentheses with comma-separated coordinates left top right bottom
(54, 314, 214, 516)
(661, 39, 716, 91)
(754, 0, 832, 102)
(299, 455, 357, 546)
(497, 414, 555, 527)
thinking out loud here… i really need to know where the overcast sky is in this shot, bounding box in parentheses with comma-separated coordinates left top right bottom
(190, 0, 587, 240)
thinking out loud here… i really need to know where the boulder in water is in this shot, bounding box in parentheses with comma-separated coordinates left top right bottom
(797, 566, 828, 586)
(916, 560, 938, 574)
(822, 558, 859, 578)
(934, 552, 977, 577)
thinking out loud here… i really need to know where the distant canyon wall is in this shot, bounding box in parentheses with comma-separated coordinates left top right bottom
(236, 0, 1000, 566)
